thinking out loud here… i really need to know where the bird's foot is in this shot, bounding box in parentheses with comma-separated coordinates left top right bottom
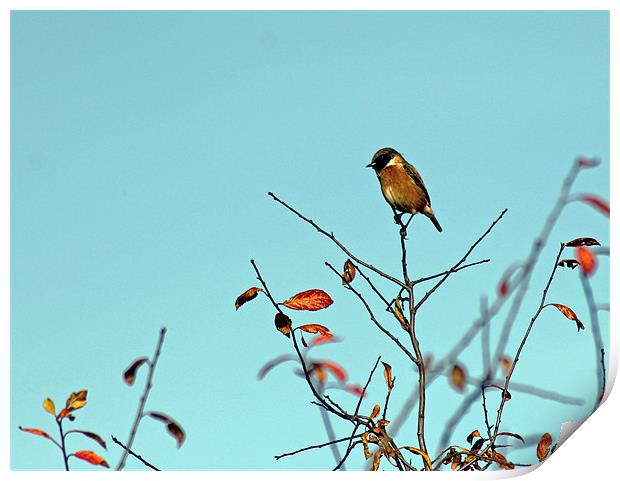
(393, 212, 404, 225)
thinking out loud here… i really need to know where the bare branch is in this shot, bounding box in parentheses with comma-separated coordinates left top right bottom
(111, 436, 160, 471)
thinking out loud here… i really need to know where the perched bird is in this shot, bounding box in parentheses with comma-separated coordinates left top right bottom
(367, 147, 442, 232)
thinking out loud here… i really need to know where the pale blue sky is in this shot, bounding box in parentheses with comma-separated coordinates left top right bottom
(11, 11, 609, 470)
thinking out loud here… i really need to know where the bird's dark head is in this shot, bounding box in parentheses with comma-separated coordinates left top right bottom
(366, 147, 401, 172)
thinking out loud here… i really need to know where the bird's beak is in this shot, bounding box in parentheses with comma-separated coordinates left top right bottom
(366, 163, 374, 168)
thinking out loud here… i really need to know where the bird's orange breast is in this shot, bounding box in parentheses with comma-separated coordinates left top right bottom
(379, 165, 427, 213)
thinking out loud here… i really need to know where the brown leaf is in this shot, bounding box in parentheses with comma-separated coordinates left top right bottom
(298, 324, 330, 335)
(393, 298, 409, 331)
(381, 362, 394, 391)
(537, 433, 553, 462)
(489, 384, 512, 401)
(499, 356, 513, 376)
(235, 287, 262, 310)
(450, 453, 462, 470)
(73, 450, 110, 468)
(371, 449, 382, 471)
(123, 357, 149, 386)
(489, 450, 514, 470)
(370, 404, 381, 419)
(576, 246, 597, 277)
(316, 360, 347, 383)
(60, 390, 87, 418)
(565, 237, 601, 247)
(43, 398, 56, 416)
(577, 156, 601, 169)
(70, 430, 107, 450)
(361, 432, 372, 460)
(148, 412, 186, 448)
(274, 312, 292, 337)
(558, 259, 580, 269)
(19, 427, 56, 443)
(547, 303, 585, 331)
(466, 430, 481, 444)
(402, 446, 432, 470)
(341, 259, 356, 285)
(282, 289, 334, 311)
(471, 438, 486, 452)
(449, 364, 466, 392)
(578, 194, 610, 217)
(497, 432, 525, 443)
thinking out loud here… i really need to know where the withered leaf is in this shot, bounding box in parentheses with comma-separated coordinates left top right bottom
(73, 450, 110, 468)
(148, 412, 186, 448)
(123, 357, 149, 386)
(565, 237, 600, 247)
(371, 449, 382, 471)
(282, 289, 334, 311)
(301, 335, 307, 347)
(537, 433, 553, 462)
(341, 259, 356, 285)
(274, 312, 292, 337)
(402, 446, 432, 470)
(43, 398, 56, 416)
(450, 453, 462, 470)
(19, 426, 56, 443)
(547, 303, 585, 331)
(499, 356, 513, 376)
(298, 324, 330, 335)
(449, 364, 466, 392)
(558, 259, 580, 269)
(576, 246, 597, 277)
(578, 195, 610, 217)
(471, 437, 486, 452)
(466, 430, 481, 444)
(381, 362, 393, 391)
(497, 432, 525, 443)
(235, 287, 262, 310)
(60, 390, 87, 417)
(489, 451, 514, 470)
(370, 404, 381, 419)
(393, 298, 409, 331)
(70, 430, 107, 450)
(489, 384, 512, 401)
(361, 432, 372, 460)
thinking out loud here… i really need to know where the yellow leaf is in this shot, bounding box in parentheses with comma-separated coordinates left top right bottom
(371, 449, 382, 471)
(370, 404, 380, 419)
(381, 362, 393, 391)
(393, 298, 409, 331)
(361, 432, 372, 460)
(546, 303, 585, 331)
(402, 446, 432, 470)
(43, 398, 56, 416)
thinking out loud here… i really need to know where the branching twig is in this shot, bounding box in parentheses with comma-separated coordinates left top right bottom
(112, 436, 160, 471)
(275, 433, 363, 460)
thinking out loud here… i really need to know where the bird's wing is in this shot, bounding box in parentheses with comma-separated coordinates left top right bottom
(403, 162, 432, 207)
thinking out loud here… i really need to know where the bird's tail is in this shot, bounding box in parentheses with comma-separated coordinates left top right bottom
(424, 208, 443, 232)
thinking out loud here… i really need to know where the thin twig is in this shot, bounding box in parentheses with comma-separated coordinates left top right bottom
(600, 348, 607, 403)
(116, 327, 167, 471)
(275, 433, 363, 460)
(412, 259, 491, 285)
(111, 436, 160, 471)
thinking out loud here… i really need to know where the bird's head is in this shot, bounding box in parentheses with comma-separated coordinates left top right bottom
(366, 147, 402, 172)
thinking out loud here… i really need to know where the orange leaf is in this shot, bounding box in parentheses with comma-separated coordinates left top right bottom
(547, 303, 585, 331)
(43, 398, 56, 416)
(576, 246, 597, 277)
(235, 287, 262, 310)
(577, 156, 600, 169)
(565, 237, 600, 247)
(123, 357, 148, 386)
(298, 324, 330, 335)
(402, 446, 432, 470)
(341, 259, 357, 285)
(370, 404, 381, 419)
(147, 412, 186, 448)
(70, 430, 107, 450)
(274, 312, 292, 337)
(19, 427, 56, 443)
(537, 433, 553, 461)
(371, 449, 382, 471)
(499, 356, 513, 376)
(578, 194, 609, 217)
(393, 298, 409, 331)
(312, 365, 327, 384)
(317, 360, 347, 383)
(382, 362, 394, 391)
(282, 289, 334, 311)
(308, 333, 339, 348)
(73, 450, 110, 468)
(61, 390, 87, 417)
(449, 364, 466, 392)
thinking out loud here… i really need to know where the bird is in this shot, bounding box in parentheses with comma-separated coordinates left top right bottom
(367, 147, 442, 232)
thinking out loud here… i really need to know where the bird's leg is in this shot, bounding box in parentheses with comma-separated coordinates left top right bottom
(393, 209, 404, 225)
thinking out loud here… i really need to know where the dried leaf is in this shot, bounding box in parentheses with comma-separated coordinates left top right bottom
(371, 449, 382, 471)
(558, 259, 580, 269)
(148, 412, 186, 448)
(317, 360, 347, 383)
(466, 430, 481, 444)
(282, 289, 334, 311)
(43, 398, 56, 416)
(451, 453, 462, 470)
(368, 404, 380, 419)
(489, 384, 512, 401)
(499, 356, 513, 376)
(257, 354, 297, 380)
(123, 357, 149, 386)
(565, 237, 600, 247)
(497, 432, 525, 443)
(298, 324, 330, 335)
(70, 430, 107, 450)
(393, 298, 409, 331)
(547, 303, 585, 331)
(537, 433, 553, 462)
(301, 335, 307, 347)
(60, 390, 87, 418)
(235, 287, 262, 310)
(19, 427, 55, 443)
(576, 246, 597, 277)
(577, 156, 601, 169)
(274, 312, 292, 337)
(381, 362, 393, 391)
(578, 194, 610, 217)
(361, 432, 372, 460)
(376, 419, 390, 430)
(402, 446, 432, 470)
(73, 450, 110, 468)
(341, 259, 356, 285)
(449, 364, 466, 392)
(489, 451, 514, 470)
(471, 438, 486, 452)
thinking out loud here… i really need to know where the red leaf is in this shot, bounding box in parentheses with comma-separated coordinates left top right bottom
(576, 246, 597, 277)
(547, 303, 585, 331)
(308, 333, 340, 348)
(298, 324, 330, 335)
(343, 384, 366, 397)
(19, 427, 56, 443)
(123, 357, 148, 386)
(565, 237, 600, 247)
(498, 279, 509, 297)
(316, 360, 347, 383)
(578, 195, 609, 217)
(73, 450, 110, 468)
(282, 289, 334, 311)
(147, 412, 186, 448)
(577, 156, 600, 169)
